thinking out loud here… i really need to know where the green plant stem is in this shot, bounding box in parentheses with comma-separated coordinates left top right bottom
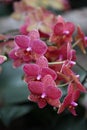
(72, 39, 82, 48)
(48, 60, 65, 65)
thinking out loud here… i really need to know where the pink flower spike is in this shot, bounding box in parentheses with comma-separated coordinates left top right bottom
(15, 35, 30, 48)
(0, 55, 7, 64)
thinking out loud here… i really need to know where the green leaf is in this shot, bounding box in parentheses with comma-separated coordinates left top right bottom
(54, 114, 87, 130)
(0, 60, 33, 125)
(0, 60, 29, 105)
(0, 105, 32, 126)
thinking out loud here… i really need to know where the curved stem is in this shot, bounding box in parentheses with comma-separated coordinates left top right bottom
(48, 60, 65, 65)
(72, 39, 81, 48)
(58, 80, 72, 87)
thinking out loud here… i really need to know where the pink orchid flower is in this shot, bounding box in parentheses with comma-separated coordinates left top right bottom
(28, 75, 62, 108)
(58, 83, 80, 116)
(9, 30, 47, 67)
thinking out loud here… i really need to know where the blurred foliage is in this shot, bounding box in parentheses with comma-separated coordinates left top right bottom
(0, 60, 33, 125)
(0, 3, 13, 16)
(22, 0, 66, 10)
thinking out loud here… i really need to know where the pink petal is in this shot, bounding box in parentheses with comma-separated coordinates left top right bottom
(54, 23, 63, 35)
(15, 48, 24, 58)
(36, 56, 48, 68)
(15, 35, 30, 48)
(46, 86, 62, 99)
(9, 49, 18, 60)
(58, 94, 72, 114)
(62, 94, 72, 108)
(65, 22, 75, 35)
(38, 99, 47, 108)
(68, 106, 77, 116)
(0, 55, 7, 64)
(23, 54, 31, 62)
(23, 64, 40, 76)
(42, 67, 57, 80)
(57, 15, 65, 23)
(58, 104, 65, 114)
(42, 75, 56, 88)
(28, 81, 44, 94)
(28, 30, 40, 40)
(20, 23, 29, 35)
(47, 98, 61, 107)
(72, 90, 80, 101)
(28, 94, 39, 102)
(76, 82, 86, 92)
(68, 83, 74, 94)
(13, 59, 23, 68)
(67, 42, 72, 60)
(31, 39, 47, 55)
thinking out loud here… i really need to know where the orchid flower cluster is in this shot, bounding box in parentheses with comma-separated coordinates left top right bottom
(0, 3, 87, 116)
(7, 14, 87, 116)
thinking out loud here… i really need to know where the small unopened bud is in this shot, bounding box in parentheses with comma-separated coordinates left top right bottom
(0, 55, 7, 64)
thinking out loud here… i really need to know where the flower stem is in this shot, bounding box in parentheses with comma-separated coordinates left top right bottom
(72, 39, 81, 48)
(48, 60, 65, 65)
(58, 80, 72, 87)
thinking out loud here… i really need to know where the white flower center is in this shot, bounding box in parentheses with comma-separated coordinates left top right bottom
(41, 93, 46, 98)
(63, 30, 69, 35)
(37, 75, 41, 80)
(26, 47, 32, 52)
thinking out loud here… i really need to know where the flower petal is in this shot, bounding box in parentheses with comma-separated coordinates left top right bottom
(42, 75, 56, 88)
(28, 30, 40, 40)
(46, 85, 62, 99)
(58, 94, 72, 114)
(54, 23, 63, 35)
(28, 94, 39, 102)
(9, 49, 18, 60)
(0, 55, 7, 64)
(42, 67, 57, 80)
(28, 81, 44, 95)
(15, 35, 30, 48)
(65, 22, 75, 35)
(31, 39, 47, 55)
(38, 98, 47, 108)
(47, 98, 61, 107)
(36, 56, 48, 68)
(23, 64, 40, 76)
